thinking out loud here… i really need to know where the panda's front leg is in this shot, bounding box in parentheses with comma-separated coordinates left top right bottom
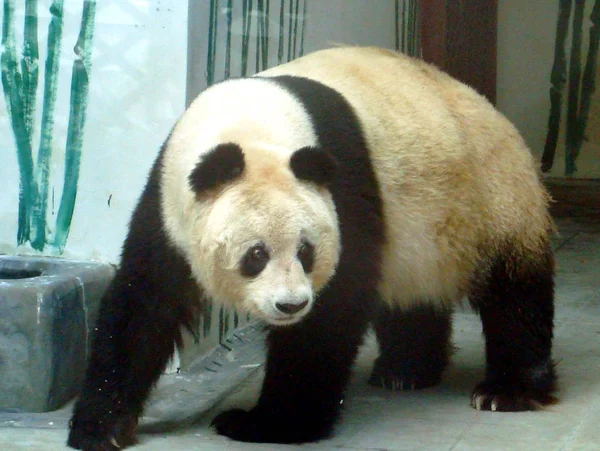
(67, 272, 193, 451)
(212, 286, 373, 444)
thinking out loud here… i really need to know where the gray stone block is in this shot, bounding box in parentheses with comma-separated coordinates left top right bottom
(0, 256, 115, 413)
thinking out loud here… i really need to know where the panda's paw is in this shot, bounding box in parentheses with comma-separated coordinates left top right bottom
(212, 408, 331, 444)
(67, 415, 138, 450)
(471, 380, 558, 412)
(66, 434, 124, 451)
(368, 363, 442, 391)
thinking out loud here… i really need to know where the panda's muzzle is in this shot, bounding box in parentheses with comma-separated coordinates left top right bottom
(275, 299, 309, 315)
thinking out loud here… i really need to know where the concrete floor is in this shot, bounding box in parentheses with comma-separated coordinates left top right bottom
(2, 215, 599, 450)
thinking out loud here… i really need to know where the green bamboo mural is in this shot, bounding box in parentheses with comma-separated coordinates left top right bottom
(2, 0, 36, 245)
(32, 0, 64, 250)
(53, 0, 96, 250)
(205, 0, 307, 88)
(542, 0, 600, 176)
(1, 0, 96, 252)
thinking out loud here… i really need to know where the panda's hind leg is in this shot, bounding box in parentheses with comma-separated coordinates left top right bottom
(469, 238, 557, 411)
(369, 302, 453, 391)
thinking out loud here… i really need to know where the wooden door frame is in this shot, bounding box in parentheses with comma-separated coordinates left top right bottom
(419, 0, 498, 104)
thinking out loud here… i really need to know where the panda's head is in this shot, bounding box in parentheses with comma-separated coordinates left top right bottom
(161, 79, 340, 325)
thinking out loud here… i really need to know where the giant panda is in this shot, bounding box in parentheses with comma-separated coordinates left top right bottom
(67, 46, 556, 450)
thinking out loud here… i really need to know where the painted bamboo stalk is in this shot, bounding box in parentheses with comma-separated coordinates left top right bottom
(263, 0, 270, 68)
(410, 0, 419, 56)
(21, 0, 39, 139)
(287, 0, 292, 61)
(299, 0, 306, 57)
(1, 0, 37, 244)
(542, 0, 572, 173)
(32, 0, 65, 250)
(573, 0, 600, 163)
(404, 0, 411, 55)
(206, 0, 218, 85)
(278, 0, 285, 64)
(292, 0, 298, 60)
(224, 0, 232, 79)
(53, 0, 97, 250)
(257, 0, 269, 71)
(395, 0, 420, 56)
(395, 0, 400, 51)
(202, 302, 213, 338)
(565, 0, 585, 176)
(241, 0, 253, 76)
(255, 0, 262, 72)
(219, 305, 230, 344)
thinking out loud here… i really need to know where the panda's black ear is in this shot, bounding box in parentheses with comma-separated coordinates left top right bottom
(290, 146, 337, 186)
(188, 143, 245, 194)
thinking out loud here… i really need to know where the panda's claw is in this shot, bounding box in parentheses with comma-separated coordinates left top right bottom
(470, 380, 557, 412)
(66, 432, 121, 451)
(67, 414, 138, 451)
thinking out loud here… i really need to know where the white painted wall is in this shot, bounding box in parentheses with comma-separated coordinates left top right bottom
(497, 1, 558, 158)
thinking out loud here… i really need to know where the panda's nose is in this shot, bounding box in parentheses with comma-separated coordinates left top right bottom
(275, 300, 309, 315)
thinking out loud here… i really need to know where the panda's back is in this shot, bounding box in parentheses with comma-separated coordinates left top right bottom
(260, 47, 553, 306)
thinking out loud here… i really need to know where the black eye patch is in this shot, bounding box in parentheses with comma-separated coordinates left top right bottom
(297, 240, 315, 273)
(240, 243, 270, 277)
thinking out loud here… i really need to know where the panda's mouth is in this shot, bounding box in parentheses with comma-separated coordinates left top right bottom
(251, 295, 313, 325)
(261, 307, 310, 326)
(268, 315, 304, 326)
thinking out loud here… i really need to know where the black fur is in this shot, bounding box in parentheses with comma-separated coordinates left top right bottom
(240, 243, 270, 278)
(469, 241, 556, 410)
(369, 303, 453, 391)
(212, 76, 385, 443)
(188, 143, 244, 194)
(290, 146, 337, 185)
(297, 240, 315, 273)
(67, 138, 203, 450)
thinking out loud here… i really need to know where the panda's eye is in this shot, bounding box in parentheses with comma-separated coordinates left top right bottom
(297, 241, 315, 273)
(240, 243, 270, 277)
